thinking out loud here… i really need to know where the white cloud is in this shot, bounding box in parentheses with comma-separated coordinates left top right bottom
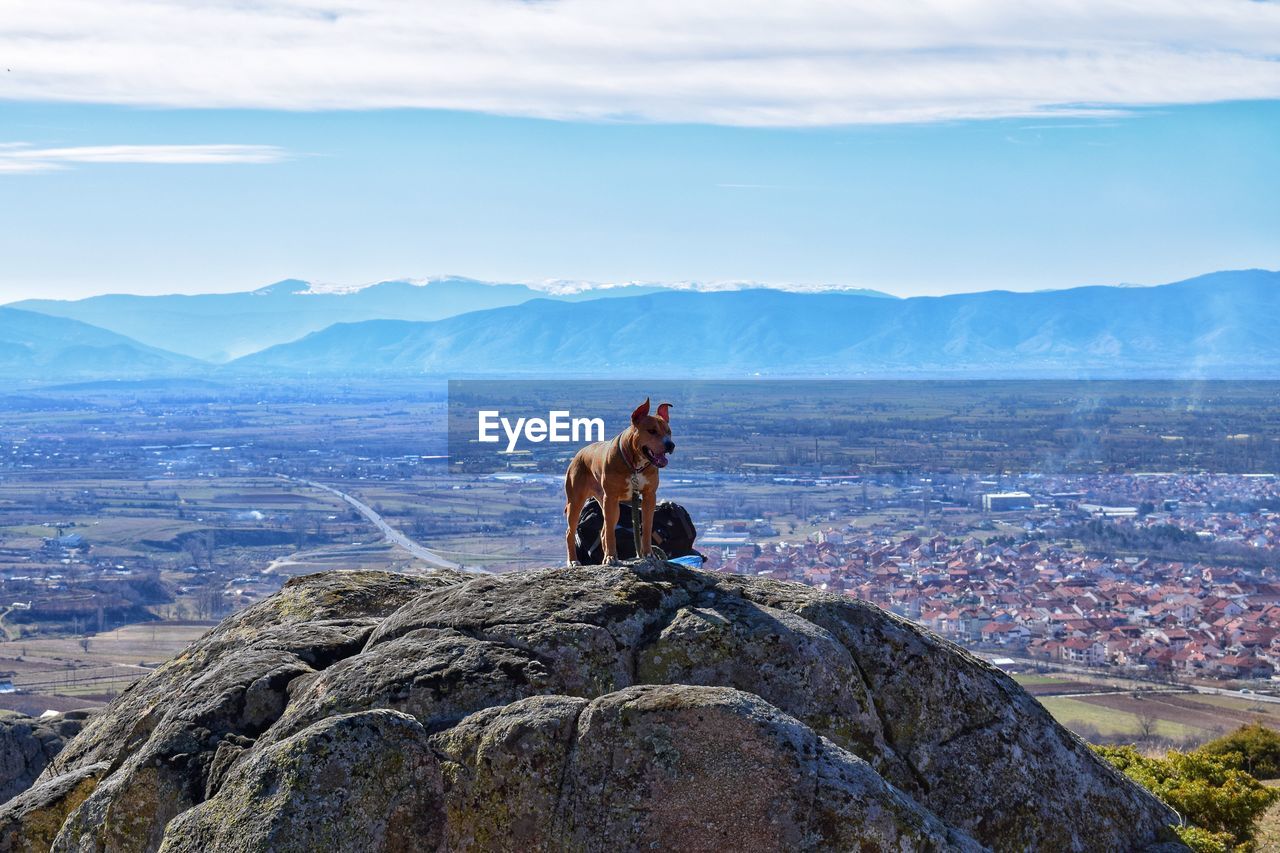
(1, 1, 1279, 125)
(0, 143, 290, 173)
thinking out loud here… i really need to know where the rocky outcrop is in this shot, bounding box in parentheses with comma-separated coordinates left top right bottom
(10, 563, 1185, 852)
(0, 711, 93, 805)
(158, 710, 442, 852)
(0, 762, 107, 853)
(432, 685, 981, 852)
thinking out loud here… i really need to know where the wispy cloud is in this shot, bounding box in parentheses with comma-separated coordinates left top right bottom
(0, 143, 290, 173)
(1, 1, 1278, 126)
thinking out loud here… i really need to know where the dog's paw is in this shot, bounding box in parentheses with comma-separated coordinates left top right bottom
(566, 560, 582, 568)
(603, 556, 620, 566)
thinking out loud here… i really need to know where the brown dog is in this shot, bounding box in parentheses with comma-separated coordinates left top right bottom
(564, 398, 674, 565)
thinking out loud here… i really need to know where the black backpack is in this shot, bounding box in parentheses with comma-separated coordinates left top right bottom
(574, 498, 701, 565)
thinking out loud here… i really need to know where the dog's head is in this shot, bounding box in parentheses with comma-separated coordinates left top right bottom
(630, 398, 675, 469)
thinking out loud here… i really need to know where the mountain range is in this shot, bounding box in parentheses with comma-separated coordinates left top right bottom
(2, 269, 1278, 380)
(0, 307, 201, 379)
(233, 269, 1280, 378)
(10, 277, 891, 363)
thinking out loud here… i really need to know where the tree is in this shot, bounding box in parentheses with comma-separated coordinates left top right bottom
(1136, 709, 1160, 743)
(1201, 722, 1280, 780)
(291, 514, 309, 550)
(1096, 744, 1279, 851)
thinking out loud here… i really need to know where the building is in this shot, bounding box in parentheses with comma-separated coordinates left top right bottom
(1078, 504, 1139, 518)
(982, 492, 1032, 512)
(1060, 638, 1106, 666)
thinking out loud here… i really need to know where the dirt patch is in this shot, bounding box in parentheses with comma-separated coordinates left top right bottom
(0, 693, 105, 715)
(1022, 680, 1112, 697)
(1075, 693, 1275, 734)
(216, 493, 316, 505)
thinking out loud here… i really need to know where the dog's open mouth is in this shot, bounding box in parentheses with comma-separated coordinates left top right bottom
(644, 447, 670, 468)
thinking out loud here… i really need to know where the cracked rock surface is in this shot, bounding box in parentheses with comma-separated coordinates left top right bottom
(5, 564, 1185, 852)
(0, 711, 93, 806)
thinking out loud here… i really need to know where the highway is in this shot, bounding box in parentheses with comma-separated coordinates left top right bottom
(282, 476, 480, 573)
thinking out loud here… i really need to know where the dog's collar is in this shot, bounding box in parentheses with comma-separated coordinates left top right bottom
(616, 432, 652, 474)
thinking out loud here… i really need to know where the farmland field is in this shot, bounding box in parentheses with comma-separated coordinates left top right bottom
(1036, 690, 1280, 746)
(0, 621, 211, 712)
(1038, 696, 1207, 740)
(1011, 674, 1115, 697)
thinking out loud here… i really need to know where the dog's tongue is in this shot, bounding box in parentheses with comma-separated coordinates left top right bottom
(652, 451, 669, 468)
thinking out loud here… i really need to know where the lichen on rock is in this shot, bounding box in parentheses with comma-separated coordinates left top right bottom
(0, 760, 107, 853)
(158, 710, 442, 853)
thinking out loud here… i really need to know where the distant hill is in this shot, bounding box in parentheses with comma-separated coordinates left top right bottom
(10, 277, 895, 363)
(9, 278, 545, 363)
(231, 269, 1280, 378)
(0, 308, 201, 380)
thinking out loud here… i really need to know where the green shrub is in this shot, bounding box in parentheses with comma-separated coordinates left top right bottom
(1095, 744, 1279, 850)
(1201, 722, 1280, 780)
(1174, 824, 1241, 853)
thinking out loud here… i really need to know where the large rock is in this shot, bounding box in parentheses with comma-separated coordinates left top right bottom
(562, 685, 981, 852)
(39, 570, 466, 853)
(15, 563, 1184, 852)
(0, 761, 107, 853)
(715, 573, 1174, 851)
(0, 711, 93, 805)
(434, 686, 980, 852)
(158, 710, 442, 853)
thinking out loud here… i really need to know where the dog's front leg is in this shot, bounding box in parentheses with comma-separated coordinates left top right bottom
(601, 493, 622, 565)
(640, 484, 657, 557)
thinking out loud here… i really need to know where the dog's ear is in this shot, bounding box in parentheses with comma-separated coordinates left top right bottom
(656, 402, 672, 422)
(631, 398, 651, 424)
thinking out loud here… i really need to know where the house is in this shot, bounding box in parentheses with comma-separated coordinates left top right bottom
(1060, 638, 1106, 666)
(1212, 656, 1274, 680)
(980, 623, 1031, 646)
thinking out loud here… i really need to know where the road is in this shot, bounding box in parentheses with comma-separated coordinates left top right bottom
(986, 653, 1280, 704)
(282, 476, 479, 573)
(1050, 690, 1182, 699)
(1189, 684, 1280, 705)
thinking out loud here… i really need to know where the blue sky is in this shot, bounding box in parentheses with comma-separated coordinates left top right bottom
(2, 2, 1279, 301)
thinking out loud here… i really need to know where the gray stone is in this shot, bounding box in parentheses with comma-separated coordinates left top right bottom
(718, 573, 1178, 851)
(560, 684, 982, 852)
(43, 570, 464, 852)
(431, 694, 587, 852)
(158, 710, 442, 853)
(0, 762, 108, 853)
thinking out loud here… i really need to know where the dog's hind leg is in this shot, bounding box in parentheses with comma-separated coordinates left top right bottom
(565, 490, 590, 567)
(640, 483, 657, 559)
